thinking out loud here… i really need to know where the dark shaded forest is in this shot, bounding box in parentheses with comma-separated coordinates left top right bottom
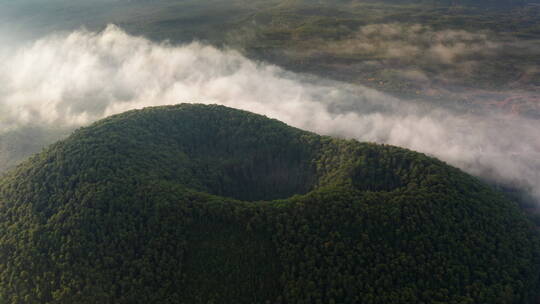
(0, 104, 539, 303)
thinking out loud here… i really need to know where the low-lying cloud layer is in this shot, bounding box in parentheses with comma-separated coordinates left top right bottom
(314, 23, 540, 90)
(327, 23, 498, 64)
(1, 25, 539, 200)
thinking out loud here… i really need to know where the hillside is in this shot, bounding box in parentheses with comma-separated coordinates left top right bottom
(0, 126, 69, 174)
(1, 0, 539, 176)
(0, 104, 539, 303)
(228, 2, 540, 116)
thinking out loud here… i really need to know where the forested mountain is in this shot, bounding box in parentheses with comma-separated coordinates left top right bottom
(0, 104, 539, 303)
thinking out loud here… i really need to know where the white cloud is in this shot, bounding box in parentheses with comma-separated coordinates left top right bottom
(0, 25, 539, 200)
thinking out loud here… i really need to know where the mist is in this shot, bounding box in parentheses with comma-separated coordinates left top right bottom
(0, 25, 539, 201)
(315, 23, 540, 91)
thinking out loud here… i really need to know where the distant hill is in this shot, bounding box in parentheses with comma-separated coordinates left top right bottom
(0, 126, 69, 175)
(1, 104, 539, 303)
(296, 0, 540, 6)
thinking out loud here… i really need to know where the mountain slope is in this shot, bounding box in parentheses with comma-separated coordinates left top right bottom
(0, 104, 539, 303)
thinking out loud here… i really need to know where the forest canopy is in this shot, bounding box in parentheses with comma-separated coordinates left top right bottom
(0, 104, 539, 303)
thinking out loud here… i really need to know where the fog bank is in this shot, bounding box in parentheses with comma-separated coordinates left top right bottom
(1, 25, 538, 200)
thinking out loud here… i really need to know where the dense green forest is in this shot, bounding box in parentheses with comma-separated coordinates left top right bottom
(1, 0, 538, 174)
(0, 104, 539, 303)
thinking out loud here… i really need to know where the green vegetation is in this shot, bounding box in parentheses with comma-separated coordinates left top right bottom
(0, 104, 539, 303)
(0, 126, 69, 174)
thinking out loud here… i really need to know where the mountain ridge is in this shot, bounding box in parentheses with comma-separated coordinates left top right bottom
(0, 103, 539, 303)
